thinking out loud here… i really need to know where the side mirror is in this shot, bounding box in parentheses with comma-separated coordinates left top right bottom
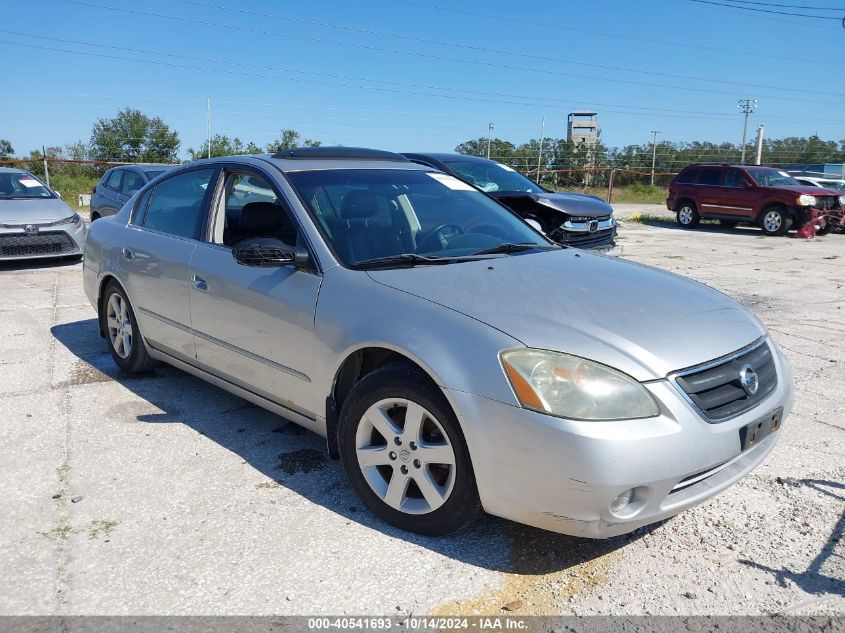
(232, 237, 308, 267)
(54, 190, 62, 198)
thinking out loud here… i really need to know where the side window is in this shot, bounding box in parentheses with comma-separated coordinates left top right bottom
(697, 169, 721, 186)
(141, 168, 216, 240)
(106, 169, 123, 191)
(676, 168, 699, 184)
(132, 188, 152, 224)
(724, 170, 745, 188)
(121, 171, 145, 196)
(217, 171, 296, 247)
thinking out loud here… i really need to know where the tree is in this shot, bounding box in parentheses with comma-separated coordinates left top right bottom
(187, 135, 263, 160)
(0, 139, 13, 159)
(266, 129, 321, 153)
(89, 107, 180, 163)
(455, 137, 516, 163)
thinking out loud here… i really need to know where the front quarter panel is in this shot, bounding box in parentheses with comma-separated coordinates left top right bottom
(313, 266, 523, 408)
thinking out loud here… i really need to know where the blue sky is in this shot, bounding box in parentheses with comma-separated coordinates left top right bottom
(1, 0, 843, 160)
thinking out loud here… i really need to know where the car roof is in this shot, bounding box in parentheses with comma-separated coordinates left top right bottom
(403, 152, 496, 165)
(0, 166, 30, 174)
(174, 148, 432, 173)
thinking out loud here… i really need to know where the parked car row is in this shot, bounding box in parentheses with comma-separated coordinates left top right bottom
(81, 147, 794, 538)
(667, 163, 845, 236)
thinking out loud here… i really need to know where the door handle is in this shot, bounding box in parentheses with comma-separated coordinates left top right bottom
(192, 275, 208, 292)
(122, 247, 134, 261)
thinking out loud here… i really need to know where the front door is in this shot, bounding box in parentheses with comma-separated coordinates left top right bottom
(121, 167, 218, 362)
(188, 168, 322, 419)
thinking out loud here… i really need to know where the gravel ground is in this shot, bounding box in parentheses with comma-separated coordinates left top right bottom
(0, 219, 842, 617)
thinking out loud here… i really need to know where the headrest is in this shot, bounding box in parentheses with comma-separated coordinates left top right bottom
(340, 190, 381, 219)
(239, 202, 287, 234)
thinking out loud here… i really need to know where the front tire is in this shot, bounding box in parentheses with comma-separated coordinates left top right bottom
(101, 281, 156, 373)
(760, 206, 791, 236)
(676, 202, 700, 228)
(338, 364, 481, 536)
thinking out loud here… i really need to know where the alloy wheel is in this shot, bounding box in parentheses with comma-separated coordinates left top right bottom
(763, 211, 782, 233)
(106, 293, 132, 359)
(678, 206, 693, 224)
(355, 398, 456, 515)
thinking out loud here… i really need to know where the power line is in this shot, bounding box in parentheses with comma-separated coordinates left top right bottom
(682, 0, 842, 18)
(166, 0, 841, 99)
(714, 0, 844, 9)
(51, 0, 845, 105)
(8, 33, 843, 124)
(392, 0, 839, 61)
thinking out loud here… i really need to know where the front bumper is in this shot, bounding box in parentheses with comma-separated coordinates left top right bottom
(448, 340, 794, 538)
(554, 219, 617, 250)
(0, 222, 86, 261)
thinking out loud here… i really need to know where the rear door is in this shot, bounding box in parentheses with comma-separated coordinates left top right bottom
(99, 169, 124, 214)
(187, 165, 322, 419)
(694, 167, 724, 217)
(121, 166, 218, 362)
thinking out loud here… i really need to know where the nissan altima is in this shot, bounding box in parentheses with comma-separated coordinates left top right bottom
(82, 147, 794, 537)
(0, 167, 86, 261)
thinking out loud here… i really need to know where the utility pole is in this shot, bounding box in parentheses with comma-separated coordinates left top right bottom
(42, 145, 50, 188)
(650, 130, 661, 186)
(536, 117, 545, 182)
(487, 123, 494, 159)
(207, 97, 212, 159)
(754, 124, 765, 165)
(737, 98, 757, 164)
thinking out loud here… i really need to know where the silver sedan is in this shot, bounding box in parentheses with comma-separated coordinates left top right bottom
(82, 148, 794, 538)
(0, 167, 87, 261)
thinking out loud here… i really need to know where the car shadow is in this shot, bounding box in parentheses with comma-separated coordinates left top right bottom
(51, 317, 648, 575)
(635, 218, 768, 236)
(738, 479, 845, 599)
(0, 256, 82, 272)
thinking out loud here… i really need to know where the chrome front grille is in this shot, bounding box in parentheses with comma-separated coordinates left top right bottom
(672, 339, 777, 422)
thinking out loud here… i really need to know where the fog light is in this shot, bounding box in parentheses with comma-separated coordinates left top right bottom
(609, 489, 633, 514)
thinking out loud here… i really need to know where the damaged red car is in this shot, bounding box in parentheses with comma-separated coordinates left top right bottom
(667, 164, 845, 236)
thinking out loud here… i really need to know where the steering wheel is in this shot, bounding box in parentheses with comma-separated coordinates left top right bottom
(419, 223, 465, 252)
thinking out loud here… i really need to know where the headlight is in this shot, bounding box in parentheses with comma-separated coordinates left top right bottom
(797, 194, 817, 207)
(500, 349, 660, 421)
(60, 213, 83, 229)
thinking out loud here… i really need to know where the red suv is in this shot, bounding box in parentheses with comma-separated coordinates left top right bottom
(667, 164, 845, 236)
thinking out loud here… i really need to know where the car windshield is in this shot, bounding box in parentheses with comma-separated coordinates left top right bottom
(287, 169, 552, 267)
(817, 181, 845, 192)
(0, 172, 54, 200)
(442, 159, 545, 194)
(747, 168, 801, 187)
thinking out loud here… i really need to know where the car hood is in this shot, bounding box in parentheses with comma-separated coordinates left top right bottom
(511, 191, 614, 218)
(367, 249, 765, 381)
(0, 197, 76, 223)
(769, 184, 840, 196)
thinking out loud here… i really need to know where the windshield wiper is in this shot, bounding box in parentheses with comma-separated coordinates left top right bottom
(471, 242, 550, 256)
(354, 253, 453, 269)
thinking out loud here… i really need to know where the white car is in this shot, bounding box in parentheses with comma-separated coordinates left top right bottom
(0, 167, 87, 261)
(793, 176, 845, 193)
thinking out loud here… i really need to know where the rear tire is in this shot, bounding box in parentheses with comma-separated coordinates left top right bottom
(338, 363, 481, 536)
(101, 281, 156, 373)
(759, 206, 791, 236)
(676, 202, 700, 228)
